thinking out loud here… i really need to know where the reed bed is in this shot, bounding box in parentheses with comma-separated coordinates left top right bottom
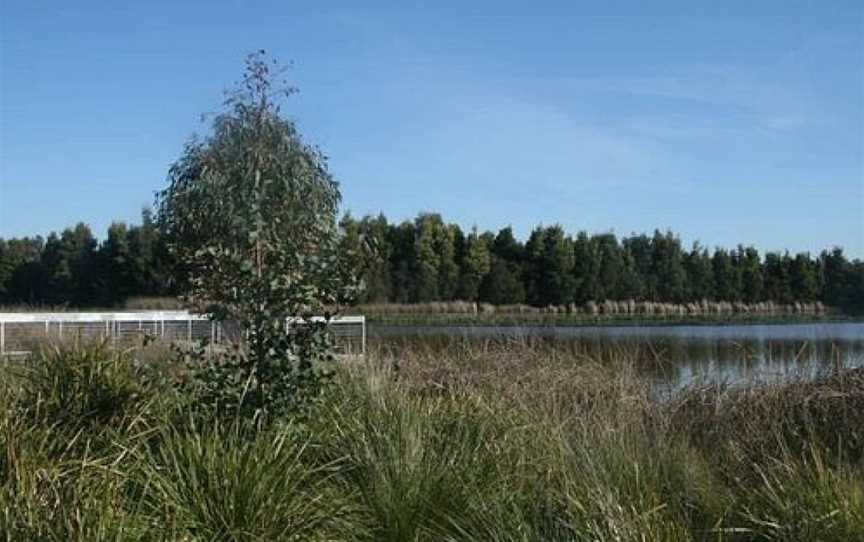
(354, 299, 830, 318)
(349, 300, 839, 328)
(1, 338, 862, 541)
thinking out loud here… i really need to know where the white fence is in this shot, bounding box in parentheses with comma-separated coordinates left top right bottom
(287, 316, 366, 356)
(0, 312, 365, 357)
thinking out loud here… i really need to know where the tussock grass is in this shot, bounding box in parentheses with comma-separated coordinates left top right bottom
(134, 422, 354, 540)
(1, 338, 862, 540)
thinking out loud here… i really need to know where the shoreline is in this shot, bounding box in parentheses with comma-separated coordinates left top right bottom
(363, 313, 862, 328)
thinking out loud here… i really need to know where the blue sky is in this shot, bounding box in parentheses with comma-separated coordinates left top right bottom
(1, 0, 862, 257)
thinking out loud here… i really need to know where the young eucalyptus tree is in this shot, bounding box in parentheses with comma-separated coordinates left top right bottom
(157, 51, 357, 418)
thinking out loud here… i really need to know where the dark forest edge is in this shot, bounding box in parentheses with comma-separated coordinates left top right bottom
(1, 210, 862, 316)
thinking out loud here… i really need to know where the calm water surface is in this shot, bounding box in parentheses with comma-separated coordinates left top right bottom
(370, 322, 864, 389)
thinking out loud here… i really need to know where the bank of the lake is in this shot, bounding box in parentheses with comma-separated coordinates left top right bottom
(368, 321, 864, 391)
(361, 312, 861, 327)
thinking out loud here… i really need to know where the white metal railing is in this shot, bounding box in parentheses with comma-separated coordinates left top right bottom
(286, 315, 366, 357)
(0, 312, 365, 357)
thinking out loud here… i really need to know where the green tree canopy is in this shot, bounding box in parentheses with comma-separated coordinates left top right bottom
(156, 51, 356, 417)
(458, 227, 492, 301)
(157, 52, 350, 320)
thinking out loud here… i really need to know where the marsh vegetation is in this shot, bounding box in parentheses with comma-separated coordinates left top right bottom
(2, 338, 863, 541)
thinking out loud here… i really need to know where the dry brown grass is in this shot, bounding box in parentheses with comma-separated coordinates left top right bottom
(352, 299, 830, 318)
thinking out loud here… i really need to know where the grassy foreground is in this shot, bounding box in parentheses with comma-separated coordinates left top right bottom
(1, 338, 862, 541)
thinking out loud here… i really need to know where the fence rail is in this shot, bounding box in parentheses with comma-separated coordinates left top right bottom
(0, 312, 365, 357)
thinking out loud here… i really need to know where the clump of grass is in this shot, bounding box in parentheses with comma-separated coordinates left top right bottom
(0, 344, 151, 540)
(312, 371, 526, 541)
(670, 367, 864, 478)
(10, 340, 145, 430)
(0, 442, 141, 542)
(725, 444, 864, 541)
(134, 421, 354, 541)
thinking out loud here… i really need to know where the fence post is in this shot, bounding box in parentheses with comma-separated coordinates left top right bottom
(188, 319, 192, 342)
(1, 321, 5, 356)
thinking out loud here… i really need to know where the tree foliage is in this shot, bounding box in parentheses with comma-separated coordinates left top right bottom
(156, 51, 356, 418)
(458, 227, 491, 301)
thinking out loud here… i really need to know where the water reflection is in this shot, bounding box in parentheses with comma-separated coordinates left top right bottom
(642, 337, 862, 392)
(370, 322, 864, 389)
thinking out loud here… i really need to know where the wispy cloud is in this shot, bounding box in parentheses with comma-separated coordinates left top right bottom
(554, 64, 827, 132)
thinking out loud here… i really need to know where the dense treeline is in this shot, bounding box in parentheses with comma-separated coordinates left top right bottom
(0, 210, 174, 307)
(1, 210, 863, 314)
(338, 213, 863, 315)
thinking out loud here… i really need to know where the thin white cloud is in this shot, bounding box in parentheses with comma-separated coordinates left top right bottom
(555, 64, 827, 132)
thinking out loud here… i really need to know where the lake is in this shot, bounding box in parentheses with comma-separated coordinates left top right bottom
(369, 321, 864, 389)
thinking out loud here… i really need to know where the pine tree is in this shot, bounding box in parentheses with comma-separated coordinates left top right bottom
(763, 252, 792, 304)
(99, 222, 134, 305)
(358, 214, 393, 303)
(712, 248, 739, 301)
(480, 256, 525, 304)
(458, 227, 491, 301)
(790, 252, 819, 302)
(651, 230, 687, 302)
(684, 243, 714, 301)
(412, 214, 444, 302)
(572, 232, 600, 303)
(738, 245, 763, 303)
